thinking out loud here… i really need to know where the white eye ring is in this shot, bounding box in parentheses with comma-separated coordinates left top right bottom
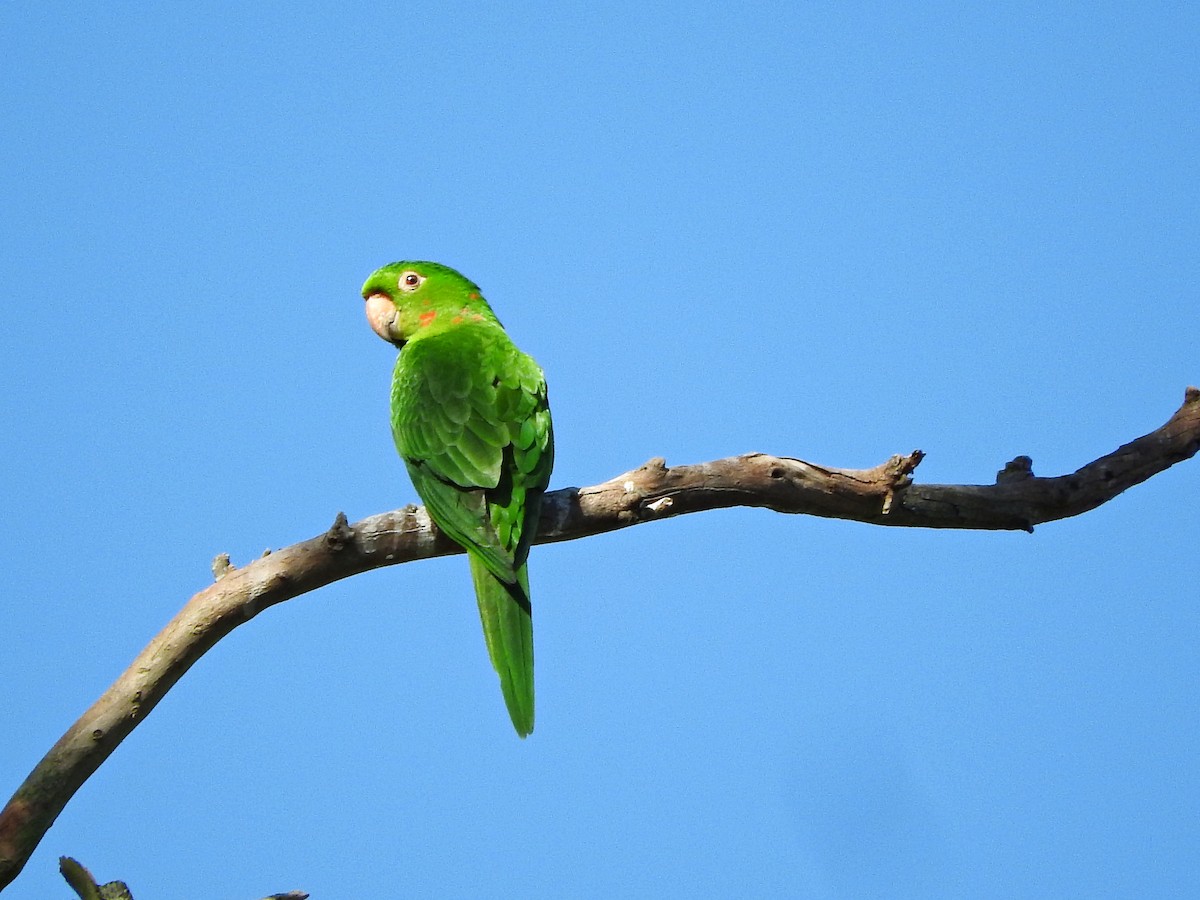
(398, 271, 426, 292)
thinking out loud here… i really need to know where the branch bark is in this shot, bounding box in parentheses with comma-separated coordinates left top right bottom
(2, 387, 1197, 891)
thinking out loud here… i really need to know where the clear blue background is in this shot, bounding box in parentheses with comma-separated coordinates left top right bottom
(2, 3, 1197, 897)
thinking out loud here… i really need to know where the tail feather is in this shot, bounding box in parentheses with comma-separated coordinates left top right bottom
(469, 554, 535, 736)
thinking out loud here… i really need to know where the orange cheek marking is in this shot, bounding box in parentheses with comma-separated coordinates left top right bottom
(451, 315, 464, 324)
(419, 310, 437, 327)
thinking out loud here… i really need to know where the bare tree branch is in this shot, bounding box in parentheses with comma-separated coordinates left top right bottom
(2, 387, 1197, 891)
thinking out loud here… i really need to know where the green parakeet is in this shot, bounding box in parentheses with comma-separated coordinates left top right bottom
(362, 261, 554, 737)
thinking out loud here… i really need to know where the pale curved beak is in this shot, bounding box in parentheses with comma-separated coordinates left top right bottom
(365, 293, 401, 344)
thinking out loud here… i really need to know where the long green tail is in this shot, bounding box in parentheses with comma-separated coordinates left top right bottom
(469, 554, 535, 737)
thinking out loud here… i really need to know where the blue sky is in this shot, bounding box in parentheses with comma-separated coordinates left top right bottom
(2, 3, 1197, 897)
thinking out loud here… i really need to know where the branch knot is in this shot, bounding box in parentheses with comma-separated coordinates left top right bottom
(324, 512, 354, 550)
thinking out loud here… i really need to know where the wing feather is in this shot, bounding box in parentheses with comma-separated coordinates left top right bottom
(391, 325, 553, 580)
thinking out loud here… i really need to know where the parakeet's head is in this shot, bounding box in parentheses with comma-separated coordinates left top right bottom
(362, 260, 496, 347)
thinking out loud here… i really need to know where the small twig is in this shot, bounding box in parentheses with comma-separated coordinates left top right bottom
(1, 388, 1197, 892)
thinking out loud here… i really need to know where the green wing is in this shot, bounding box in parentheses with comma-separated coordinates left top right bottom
(391, 325, 553, 735)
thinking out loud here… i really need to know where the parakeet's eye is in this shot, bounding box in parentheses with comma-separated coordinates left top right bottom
(398, 271, 426, 292)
